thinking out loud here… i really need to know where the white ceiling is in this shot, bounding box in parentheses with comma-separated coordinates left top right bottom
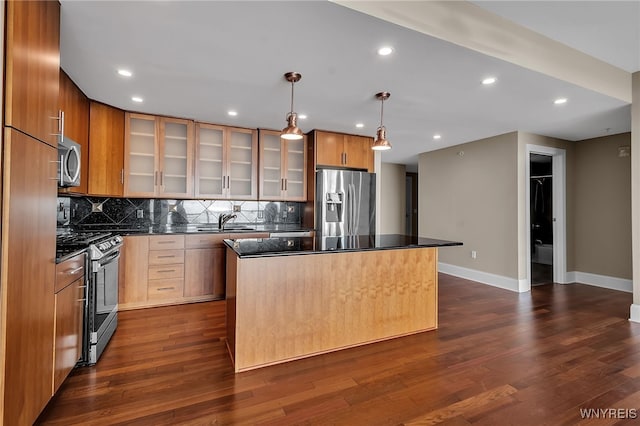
(59, 1, 639, 167)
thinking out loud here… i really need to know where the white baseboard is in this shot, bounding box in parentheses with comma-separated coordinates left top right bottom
(570, 271, 632, 293)
(630, 304, 640, 323)
(438, 262, 526, 293)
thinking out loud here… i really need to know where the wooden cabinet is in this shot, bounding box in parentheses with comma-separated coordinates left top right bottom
(124, 113, 194, 198)
(53, 253, 85, 394)
(148, 235, 185, 301)
(58, 71, 90, 195)
(259, 130, 307, 201)
(88, 101, 125, 196)
(185, 234, 227, 298)
(195, 123, 258, 200)
(313, 130, 374, 172)
(4, 0, 60, 147)
(1, 129, 58, 425)
(119, 235, 149, 307)
(121, 232, 268, 310)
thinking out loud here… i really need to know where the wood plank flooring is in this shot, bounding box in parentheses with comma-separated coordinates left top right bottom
(36, 274, 640, 425)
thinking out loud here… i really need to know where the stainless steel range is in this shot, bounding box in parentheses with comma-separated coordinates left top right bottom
(56, 231, 123, 365)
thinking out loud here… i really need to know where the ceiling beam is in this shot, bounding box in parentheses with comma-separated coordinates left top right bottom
(332, 0, 632, 103)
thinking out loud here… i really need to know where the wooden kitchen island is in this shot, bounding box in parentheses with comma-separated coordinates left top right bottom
(225, 235, 461, 372)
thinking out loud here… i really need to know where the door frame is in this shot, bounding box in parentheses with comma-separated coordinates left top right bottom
(525, 144, 567, 287)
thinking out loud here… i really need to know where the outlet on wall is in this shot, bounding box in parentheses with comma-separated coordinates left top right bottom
(471, 250, 477, 259)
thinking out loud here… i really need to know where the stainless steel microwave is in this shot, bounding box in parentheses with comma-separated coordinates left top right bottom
(58, 137, 81, 187)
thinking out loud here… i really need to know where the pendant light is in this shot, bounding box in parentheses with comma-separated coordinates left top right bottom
(281, 72, 303, 140)
(372, 91, 392, 151)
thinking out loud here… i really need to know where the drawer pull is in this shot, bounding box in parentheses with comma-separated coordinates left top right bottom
(157, 255, 175, 259)
(157, 241, 175, 244)
(157, 287, 175, 291)
(157, 269, 175, 273)
(64, 266, 84, 275)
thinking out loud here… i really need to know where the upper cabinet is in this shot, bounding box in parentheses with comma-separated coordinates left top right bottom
(4, 0, 60, 147)
(88, 102, 125, 197)
(58, 71, 89, 195)
(195, 123, 257, 200)
(124, 113, 194, 198)
(258, 130, 307, 201)
(313, 130, 374, 172)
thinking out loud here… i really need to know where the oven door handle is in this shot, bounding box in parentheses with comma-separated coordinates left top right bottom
(94, 251, 120, 271)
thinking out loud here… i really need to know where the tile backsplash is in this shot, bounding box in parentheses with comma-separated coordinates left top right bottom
(58, 197, 303, 230)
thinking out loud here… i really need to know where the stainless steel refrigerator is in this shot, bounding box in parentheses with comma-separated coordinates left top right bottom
(316, 169, 376, 250)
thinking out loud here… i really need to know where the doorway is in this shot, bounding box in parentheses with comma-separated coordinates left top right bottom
(405, 172, 418, 237)
(530, 154, 553, 285)
(525, 144, 567, 288)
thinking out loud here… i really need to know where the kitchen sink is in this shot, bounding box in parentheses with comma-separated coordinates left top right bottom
(221, 225, 256, 231)
(195, 225, 255, 232)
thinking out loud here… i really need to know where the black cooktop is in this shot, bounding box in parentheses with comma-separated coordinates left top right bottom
(56, 231, 112, 261)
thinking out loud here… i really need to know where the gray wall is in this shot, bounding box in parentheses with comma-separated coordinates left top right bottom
(419, 132, 519, 279)
(380, 163, 406, 235)
(574, 133, 631, 279)
(419, 130, 632, 287)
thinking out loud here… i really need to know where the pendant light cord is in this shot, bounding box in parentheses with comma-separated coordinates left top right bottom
(379, 97, 384, 128)
(290, 81, 295, 116)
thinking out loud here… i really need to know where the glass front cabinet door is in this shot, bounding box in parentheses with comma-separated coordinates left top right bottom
(259, 130, 306, 201)
(125, 113, 194, 198)
(195, 124, 257, 200)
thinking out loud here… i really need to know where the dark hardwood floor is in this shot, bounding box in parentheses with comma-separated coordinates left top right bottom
(37, 274, 640, 425)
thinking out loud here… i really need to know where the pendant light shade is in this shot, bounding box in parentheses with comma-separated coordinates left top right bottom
(372, 92, 392, 151)
(281, 72, 303, 140)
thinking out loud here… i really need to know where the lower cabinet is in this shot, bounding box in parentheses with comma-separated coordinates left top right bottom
(120, 232, 267, 310)
(53, 253, 85, 394)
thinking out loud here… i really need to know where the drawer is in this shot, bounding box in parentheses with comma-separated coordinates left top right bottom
(148, 278, 184, 300)
(149, 249, 184, 265)
(149, 264, 184, 280)
(185, 233, 229, 249)
(55, 253, 86, 293)
(149, 235, 185, 250)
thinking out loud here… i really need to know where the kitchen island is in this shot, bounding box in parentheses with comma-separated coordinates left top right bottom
(225, 235, 461, 372)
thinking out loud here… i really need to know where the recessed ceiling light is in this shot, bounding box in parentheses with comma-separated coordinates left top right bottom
(118, 69, 132, 77)
(227, 110, 238, 116)
(482, 77, 496, 85)
(433, 134, 442, 140)
(298, 114, 307, 120)
(378, 46, 393, 56)
(356, 123, 365, 128)
(131, 96, 143, 103)
(554, 98, 568, 104)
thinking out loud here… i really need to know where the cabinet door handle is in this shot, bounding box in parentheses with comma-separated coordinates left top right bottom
(156, 269, 176, 273)
(160, 171, 164, 186)
(156, 241, 175, 245)
(344, 152, 348, 165)
(121, 169, 125, 184)
(50, 110, 63, 136)
(49, 160, 61, 180)
(284, 178, 287, 191)
(157, 255, 175, 259)
(157, 287, 175, 291)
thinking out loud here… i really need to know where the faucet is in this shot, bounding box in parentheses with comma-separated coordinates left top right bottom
(218, 213, 237, 230)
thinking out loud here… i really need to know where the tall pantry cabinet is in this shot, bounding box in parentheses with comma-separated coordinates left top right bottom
(1, 1, 60, 425)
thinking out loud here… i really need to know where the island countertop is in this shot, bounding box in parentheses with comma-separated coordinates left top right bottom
(224, 234, 462, 258)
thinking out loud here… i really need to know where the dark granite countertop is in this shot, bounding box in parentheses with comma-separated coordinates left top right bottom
(72, 223, 312, 236)
(55, 247, 87, 264)
(224, 234, 462, 258)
